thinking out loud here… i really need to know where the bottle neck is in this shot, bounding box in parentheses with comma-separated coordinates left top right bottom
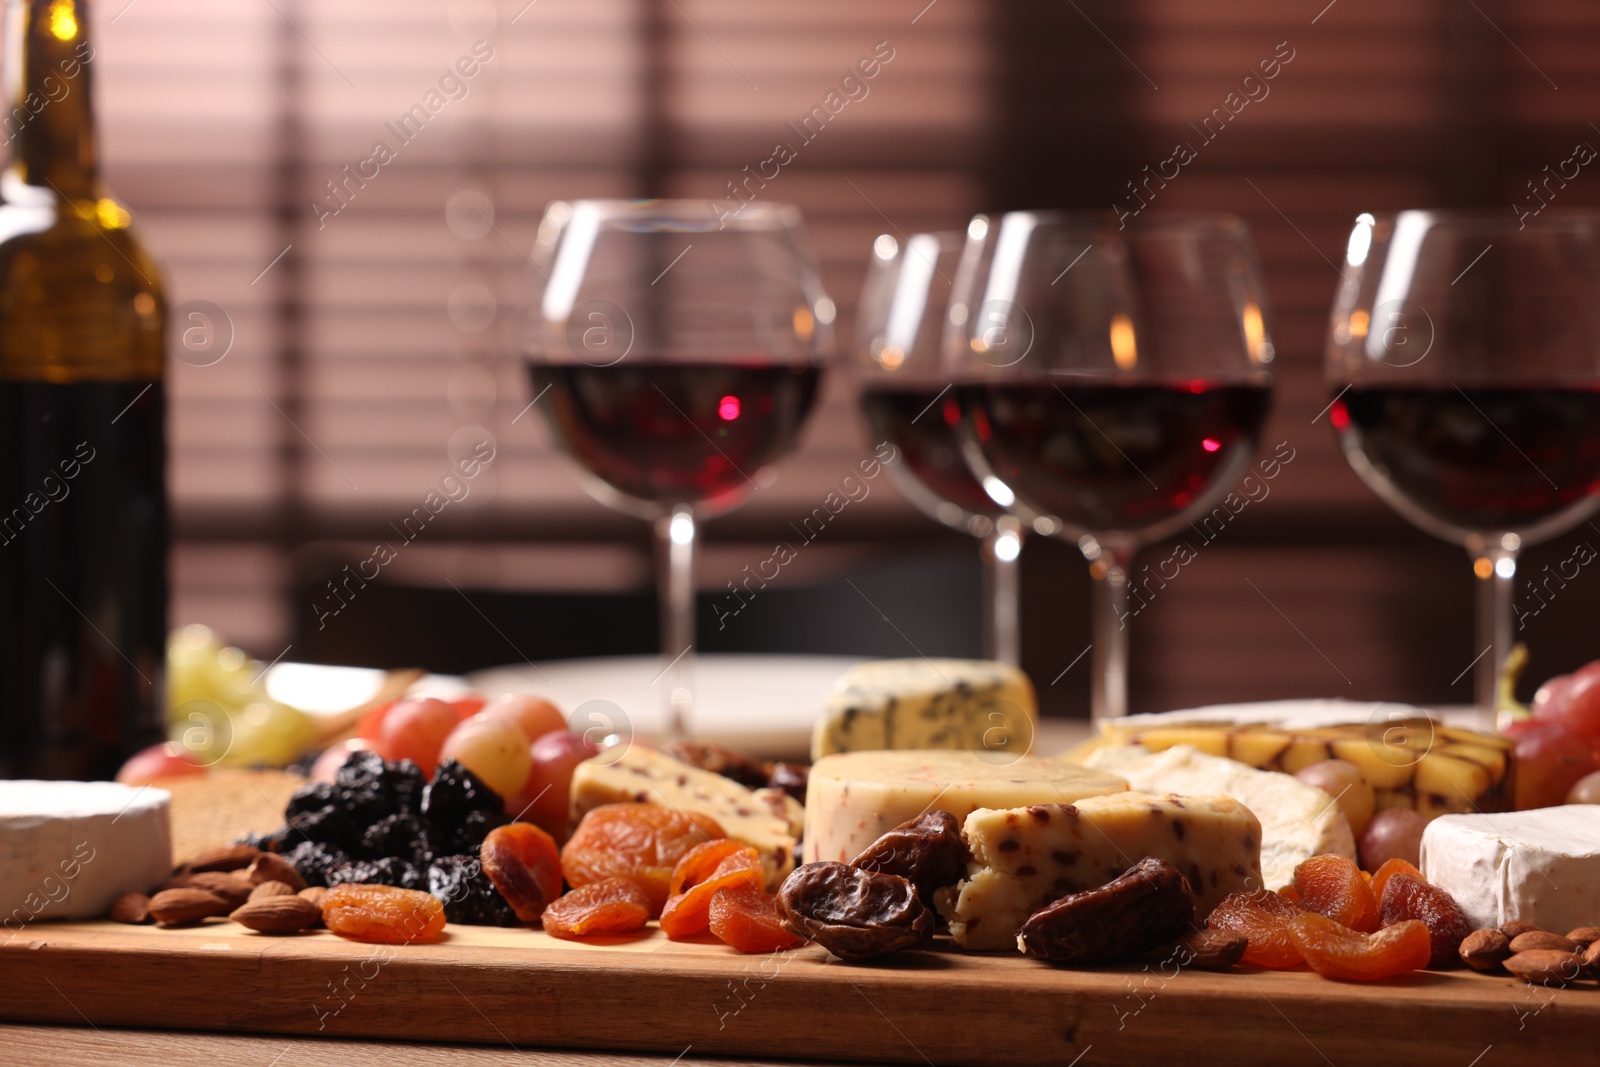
(4, 0, 98, 198)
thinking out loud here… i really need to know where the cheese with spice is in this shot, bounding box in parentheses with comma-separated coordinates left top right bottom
(570, 746, 802, 889)
(939, 793, 1264, 951)
(811, 658, 1037, 760)
(803, 750, 1126, 864)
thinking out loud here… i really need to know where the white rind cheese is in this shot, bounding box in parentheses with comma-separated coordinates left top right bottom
(803, 750, 1126, 865)
(1, 780, 172, 930)
(1420, 807, 1600, 932)
(570, 747, 800, 889)
(811, 658, 1037, 761)
(940, 792, 1263, 951)
(1079, 744, 1354, 890)
(1106, 698, 1436, 732)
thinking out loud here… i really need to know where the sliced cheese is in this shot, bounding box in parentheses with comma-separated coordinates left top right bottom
(1420, 806, 1600, 932)
(570, 746, 799, 889)
(1, 780, 172, 929)
(1078, 743, 1354, 890)
(941, 793, 1263, 951)
(812, 658, 1037, 760)
(803, 750, 1126, 864)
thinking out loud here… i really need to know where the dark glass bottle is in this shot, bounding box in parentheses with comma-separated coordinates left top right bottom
(0, 0, 167, 779)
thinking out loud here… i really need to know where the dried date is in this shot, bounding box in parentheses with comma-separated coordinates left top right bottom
(1018, 857, 1196, 964)
(668, 740, 772, 789)
(775, 862, 933, 961)
(850, 811, 966, 907)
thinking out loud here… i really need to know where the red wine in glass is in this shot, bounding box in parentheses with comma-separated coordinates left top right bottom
(957, 378, 1272, 535)
(1332, 384, 1600, 538)
(860, 386, 1007, 525)
(530, 361, 822, 510)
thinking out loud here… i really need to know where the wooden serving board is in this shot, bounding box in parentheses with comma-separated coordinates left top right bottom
(4, 919, 1595, 1066)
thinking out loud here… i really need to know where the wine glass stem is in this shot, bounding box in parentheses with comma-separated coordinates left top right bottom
(1091, 545, 1135, 726)
(1471, 541, 1518, 715)
(655, 503, 696, 740)
(980, 517, 1025, 666)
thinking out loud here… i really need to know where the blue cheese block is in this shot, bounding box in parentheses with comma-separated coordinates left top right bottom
(811, 658, 1037, 761)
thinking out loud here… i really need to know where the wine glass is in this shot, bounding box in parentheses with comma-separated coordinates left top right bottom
(1326, 210, 1600, 715)
(948, 212, 1274, 723)
(854, 231, 1052, 664)
(525, 200, 833, 737)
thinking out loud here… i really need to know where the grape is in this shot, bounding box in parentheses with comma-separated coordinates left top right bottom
(223, 699, 316, 767)
(507, 730, 599, 843)
(376, 697, 459, 772)
(480, 693, 566, 744)
(115, 742, 208, 786)
(1358, 808, 1426, 872)
(439, 714, 533, 799)
(1567, 770, 1600, 805)
(1502, 717, 1600, 810)
(1553, 663, 1600, 747)
(1532, 672, 1575, 720)
(1294, 759, 1375, 837)
(450, 694, 488, 720)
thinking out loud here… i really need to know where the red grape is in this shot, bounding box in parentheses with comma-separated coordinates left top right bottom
(479, 693, 566, 745)
(1531, 672, 1575, 720)
(1568, 770, 1600, 805)
(1358, 808, 1426, 871)
(505, 730, 599, 842)
(1503, 717, 1600, 810)
(1553, 664, 1600, 747)
(451, 694, 488, 720)
(115, 743, 208, 786)
(375, 697, 459, 772)
(354, 700, 396, 743)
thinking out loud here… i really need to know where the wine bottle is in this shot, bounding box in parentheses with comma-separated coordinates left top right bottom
(0, 0, 167, 779)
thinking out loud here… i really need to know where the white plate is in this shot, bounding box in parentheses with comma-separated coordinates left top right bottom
(467, 654, 863, 761)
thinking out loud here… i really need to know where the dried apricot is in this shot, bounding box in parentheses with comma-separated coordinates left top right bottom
(542, 878, 651, 940)
(481, 823, 564, 924)
(561, 803, 724, 916)
(1287, 912, 1431, 980)
(669, 839, 757, 897)
(1277, 883, 1301, 906)
(1368, 857, 1423, 902)
(709, 885, 807, 954)
(1377, 872, 1473, 969)
(1208, 890, 1305, 969)
(1292, 854, 1379, 933)
(322, 884, 446, 944)
(660, 847, 763, 940)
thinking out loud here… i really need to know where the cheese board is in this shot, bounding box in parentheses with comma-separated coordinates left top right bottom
(5, 917, 1597, 1067)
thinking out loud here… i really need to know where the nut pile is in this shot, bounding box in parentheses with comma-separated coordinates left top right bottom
(1460, 922, 1600, 986)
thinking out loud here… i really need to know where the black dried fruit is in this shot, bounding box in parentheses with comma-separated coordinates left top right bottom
(359, 812, 430, 866)
(775, 861, 933, 961)
(284, 804, 363, 852)
(428, 854, 520, 927)
(327, 856, 427, 892)
(422, 759, 509, 857)
(282, 840, 355, 888)
(668, 741, 772, 789)
(236, 827, 294, 854)
(767, 762, 809, 805)
(335, 750, 424, 823)
(1018, 857, 1195, 964)
(285, 781, 337, 821)
(850, 811, 966, 908)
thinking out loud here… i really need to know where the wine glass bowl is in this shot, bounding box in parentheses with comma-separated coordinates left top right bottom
(524, 199, 833, 735)
(948, 211, 1274, 721)
(1326, 210, 1600, 711)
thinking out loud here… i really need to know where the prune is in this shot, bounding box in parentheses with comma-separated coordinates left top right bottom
(285, 781, 338, 821)
(337, 749, 426, 818)
(422, 759, 510, 857)
(327, 856, 427, 892)
(359, 812, 430, 866)
(236, 827, 294, 854)
(428, 854, 520, 927)
(775, 862, 932, 961)
(282, 840, 355, 888)
(1378, 873, 1473, 969)
(849, 811, 966, 908)
(322, 883, 446, 944)
(1018, 857, 1195, 964)
(284, 805, 362, 852)
(542, 878, 651, 939)
(668, 741, 771, 789)
(767, 763, 809, 806)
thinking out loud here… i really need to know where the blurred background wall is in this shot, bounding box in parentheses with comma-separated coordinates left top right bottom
(86, 0, 1600, 716)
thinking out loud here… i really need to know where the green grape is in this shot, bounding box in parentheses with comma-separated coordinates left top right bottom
(220, 699, 315, 768)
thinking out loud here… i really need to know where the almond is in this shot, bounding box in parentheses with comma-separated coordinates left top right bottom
(1504, 949, 1584, 986)
(249, 880, 296, 901)
(187, 843, 262, 874)
(1510, 930, 1579, 955)
(1500, 920, 1542, 939)
(299, 886, 328, 907)
(184, 871, 254, 908)
(1565, 926, 1600, 950)
(1459, 928, 1512, 972)
(230, 895, 321, 934)
(108, 892, 152, 925)
(149, 888, 231, 926)
(247, 852, 307, 892)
